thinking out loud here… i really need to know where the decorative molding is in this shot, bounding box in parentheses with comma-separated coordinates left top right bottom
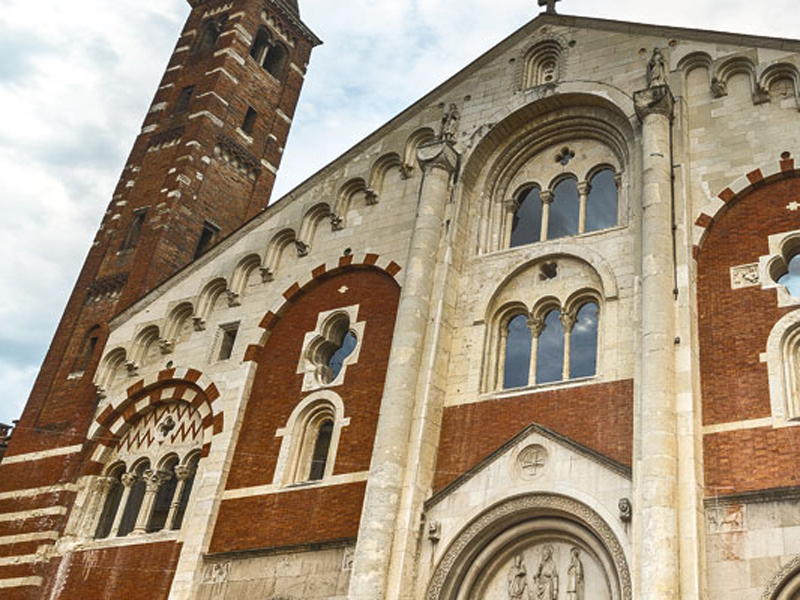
(762, 555, 800, 600)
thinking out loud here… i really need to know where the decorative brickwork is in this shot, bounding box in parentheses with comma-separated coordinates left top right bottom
(698, 173, 800, 496)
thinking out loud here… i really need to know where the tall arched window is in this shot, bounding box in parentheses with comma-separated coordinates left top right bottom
(117, 460, 149, 537)
(536, 309, 565, 384)
(503, 315, 532, 389)
(95, 464, 125, 539)
(586, 169, 619, 232)
(196, 19, 222, 54)
(569, 302, 599, 379)
(510, 188, 543, 248)
(250, 28, 271, 64)
(548, 179, 580, 240)
(263, 43, 288, 79)
(147, 456, 179, 533)
(308, 419, 334, 481)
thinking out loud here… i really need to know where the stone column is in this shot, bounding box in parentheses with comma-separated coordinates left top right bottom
(85, 476, 118, 537)
(167, 464, 194, 530)
(528, 316, 545, 386)
(634, 83, 679, 599)
(111, 472, 139, 536)
(540, 190, 554, 241)
(348, 139, 458, 600)
(560, 311, 576, 381)
(133, 469, 169, 534)
(577, 181, 591, 233)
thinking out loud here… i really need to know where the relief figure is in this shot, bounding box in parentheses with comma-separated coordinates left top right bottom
(567, 547, 585, 600)
(533, 545, 558, 600)
(507, 554, 529, 600)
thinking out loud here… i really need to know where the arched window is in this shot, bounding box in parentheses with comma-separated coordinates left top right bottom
(503, 315, 532, 389)
(586, 169, 619, 232)
(197, 19, 222, 54)
(94, 464, 125, 539)
(147, 456, 179, 533)
(263, 42, 288, 79)
(548, 179, 580, 240)
(308, 419, 334, 481)
(569, 302, 599, 379)
(117, 460, 149, 537)
(249, 28, 271, 64)
(510, 188, 543, 248)
(536, 309, 565, 384)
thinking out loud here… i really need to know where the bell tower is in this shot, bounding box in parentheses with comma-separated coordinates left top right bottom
(0, 2, 319, 593)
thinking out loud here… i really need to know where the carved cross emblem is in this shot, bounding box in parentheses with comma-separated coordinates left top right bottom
(518, 445, 547, 478)
(538, 0, 561, 13)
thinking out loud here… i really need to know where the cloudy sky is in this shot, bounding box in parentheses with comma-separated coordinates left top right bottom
(0, 0, 798, 426)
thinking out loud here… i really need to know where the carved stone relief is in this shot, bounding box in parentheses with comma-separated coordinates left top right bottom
(514, 444, 549, 481)
(730, 263, 761, 289)
(707, 504, 745, 534)
(494, 544, 597, 600)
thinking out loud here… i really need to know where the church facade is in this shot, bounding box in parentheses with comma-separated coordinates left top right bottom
(2, 1, 800, 598)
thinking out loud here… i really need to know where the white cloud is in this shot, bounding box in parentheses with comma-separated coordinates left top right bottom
(0, 0, 799, 425)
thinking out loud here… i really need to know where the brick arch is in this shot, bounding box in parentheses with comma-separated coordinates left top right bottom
(86, 366, 223, 471)
(693, 154, 798, 257)
(243, 254, 402, 359)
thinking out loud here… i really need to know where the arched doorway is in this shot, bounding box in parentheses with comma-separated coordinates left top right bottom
(426, 493, 631, 600)
(764, 557, 800, 600)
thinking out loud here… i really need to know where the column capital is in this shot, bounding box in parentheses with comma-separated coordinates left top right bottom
(559, 311, 576, 332)
(120, 473, 140, 488)
(577, 181, 591, 196)
(634, 85, 674, 122)
(174, 465, 195, 482)
(96, 476, 118, 494)
(527, 316, 546, 338)
(144, 469, 172, 492)
(539, 190, 554, 204)
(417, 140, 460, 175)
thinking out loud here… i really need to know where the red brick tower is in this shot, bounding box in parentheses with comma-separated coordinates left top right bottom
(0, 1, 319, 595)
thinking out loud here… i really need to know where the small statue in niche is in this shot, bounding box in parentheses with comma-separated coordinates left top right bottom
(440, 103, 461, 143)
(566, 547, 585, 600)
(507, 554, 529, 600)
(647, 48, 668, 88)
(533, 545, 559, 600)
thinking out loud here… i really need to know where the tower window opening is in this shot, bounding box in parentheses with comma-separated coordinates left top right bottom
(194, 221, 220, 259)
(263, 43, 288, 79)
(308, 419, 334, 481)
(197, 19, 223, 54)
(241, 107, 257, 135)
(173, 86, 195, 116)
(120, 208, 148, 252)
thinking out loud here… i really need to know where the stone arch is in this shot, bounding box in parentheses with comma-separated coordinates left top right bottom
(425, 492, 631, 600)
(162, 302, 195, 353)
(404, 127, 436, 175)
(522, 38, 564, 89)
(298, 203, 333, 250)
(369, 152, 403, 199)
(129, 325, 162, 369)
(676, 50, 713, 76)
(263, 228, 298, 282)
(194, 277, 228, 331)
(762, 556, 800, 600)
(87, 367, 223, 472)
(460, 93, 634, 255)
(714, 54, 764, 101)
(228, 254, 262, 305)
(760, 63, 800, 107)
(335, 178, 370, 223)
(693, 154, 798, 255)
(96, 347, 129, 396)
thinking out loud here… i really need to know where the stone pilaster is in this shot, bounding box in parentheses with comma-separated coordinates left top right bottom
(348, 140, 459, 600)
(633, 83, 679, 599)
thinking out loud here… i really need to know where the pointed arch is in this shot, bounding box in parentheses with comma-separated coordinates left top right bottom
(368, 152, 403, 200)
(263, 228, 297, 282)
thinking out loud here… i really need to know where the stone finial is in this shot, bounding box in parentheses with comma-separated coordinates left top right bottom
(538, 0, 561, 14)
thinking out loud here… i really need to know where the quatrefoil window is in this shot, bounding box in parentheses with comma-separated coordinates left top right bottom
(299, 306, 365, 391)
(760, 230, 800, 307)
(776, 255, 800, 298)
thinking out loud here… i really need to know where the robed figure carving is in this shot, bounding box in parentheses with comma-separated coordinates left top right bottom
(567, 547, 585, 600)
(507, 554, 529, 600)
(533, 545, 559, 600)
(647, 48, 668, 88)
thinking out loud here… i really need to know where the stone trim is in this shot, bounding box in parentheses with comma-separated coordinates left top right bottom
(0, 577, 43, 589)
(702, 485, 800, 507)
(1, 444, 83, 465)
(693, 155, 797, 254)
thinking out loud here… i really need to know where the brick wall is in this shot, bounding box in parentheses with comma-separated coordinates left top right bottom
(211, 268, 400, 553)
(433, 379, 633, 492)
(698, 174, 800, 496)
